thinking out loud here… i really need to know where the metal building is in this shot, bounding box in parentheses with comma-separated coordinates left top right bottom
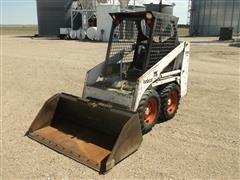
(37, 0, 73, 36)
(190, 0, 240, 36)
(36, 0, 174, 37)
(36, 0, 105, 36)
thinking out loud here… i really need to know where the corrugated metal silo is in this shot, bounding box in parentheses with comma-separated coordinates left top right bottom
(190, 0, 240, 36)
(37, 0, 73, 36)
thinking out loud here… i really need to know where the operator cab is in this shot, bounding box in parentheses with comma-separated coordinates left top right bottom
(102, 11, 179, 83)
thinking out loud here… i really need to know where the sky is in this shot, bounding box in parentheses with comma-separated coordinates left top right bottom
(0, 0, 188, 25)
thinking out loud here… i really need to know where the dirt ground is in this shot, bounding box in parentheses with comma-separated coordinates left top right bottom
(1, 27, 240, 179)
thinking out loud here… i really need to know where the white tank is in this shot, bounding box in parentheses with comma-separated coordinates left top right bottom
(96, 4, 120, 41)
(87, 27, 98, 40)
(69, 30, 77, 39)
(76, 29, 82, 40)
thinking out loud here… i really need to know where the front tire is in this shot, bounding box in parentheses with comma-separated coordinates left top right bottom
(137, 89, 160, 134)
(159, 83, 180, 121)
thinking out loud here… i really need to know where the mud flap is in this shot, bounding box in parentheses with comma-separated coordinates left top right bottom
(26, 93, 142, 173)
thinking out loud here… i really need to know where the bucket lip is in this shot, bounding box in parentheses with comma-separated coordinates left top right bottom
(27, 132, 103, 172)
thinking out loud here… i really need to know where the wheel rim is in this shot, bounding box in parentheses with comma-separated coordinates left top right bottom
(167, 90, 177, 114)
(144, 98, 157, 125)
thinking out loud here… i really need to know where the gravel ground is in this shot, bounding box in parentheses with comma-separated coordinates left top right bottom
(1, 30, 240, 179)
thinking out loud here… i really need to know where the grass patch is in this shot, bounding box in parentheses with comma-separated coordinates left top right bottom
(0, 25, 38, 35)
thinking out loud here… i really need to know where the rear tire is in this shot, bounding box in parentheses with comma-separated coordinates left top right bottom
(137, 89, 160, 134)
(159, 83, 180, 121)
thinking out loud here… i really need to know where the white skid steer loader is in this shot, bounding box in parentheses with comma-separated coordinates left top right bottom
(27, 11, 190, 173)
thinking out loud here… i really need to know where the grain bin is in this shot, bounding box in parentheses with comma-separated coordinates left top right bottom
(36, 0, 73, 36)
(190, 0, 240, 36)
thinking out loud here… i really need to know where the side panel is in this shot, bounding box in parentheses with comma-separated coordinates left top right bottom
(106, 113, 143, 172)
(133, 42, 186, 111)
(180, 42, 190, 97)
(84, 62, 105, 86)
(82, 62, 104, 98)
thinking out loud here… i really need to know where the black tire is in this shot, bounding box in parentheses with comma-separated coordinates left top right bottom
(159, 83, 180, 121)
(137, 89, 160, 134)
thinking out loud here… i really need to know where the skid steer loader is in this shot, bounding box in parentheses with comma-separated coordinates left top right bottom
(27, 11, 190, 173)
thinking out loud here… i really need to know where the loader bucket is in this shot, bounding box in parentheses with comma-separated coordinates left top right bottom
(26, 93, 142, 173)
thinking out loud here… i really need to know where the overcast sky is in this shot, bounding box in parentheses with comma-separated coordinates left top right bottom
(1, 0, 188, 24)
